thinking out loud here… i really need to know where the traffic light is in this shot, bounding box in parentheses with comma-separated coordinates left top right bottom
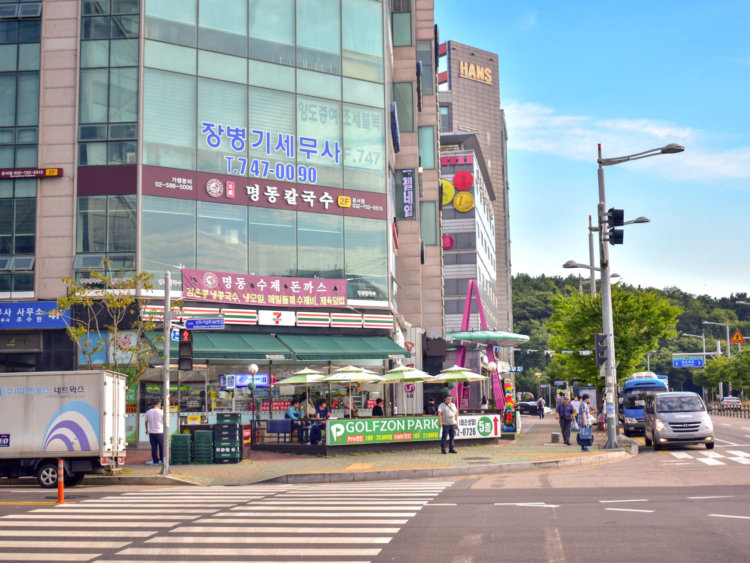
(595, 333, 608, 367)
(607, 208, 624, 245)
(178, 329, 193, 371)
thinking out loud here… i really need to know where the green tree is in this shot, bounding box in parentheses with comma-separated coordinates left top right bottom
(546, 285, 682, 387)
(54, 260, 158, 389)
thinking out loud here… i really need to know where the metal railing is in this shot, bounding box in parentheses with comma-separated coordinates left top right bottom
(710, 404, 749, 419)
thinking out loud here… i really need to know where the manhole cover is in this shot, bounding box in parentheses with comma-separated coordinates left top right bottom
(463, 457, 491, 461)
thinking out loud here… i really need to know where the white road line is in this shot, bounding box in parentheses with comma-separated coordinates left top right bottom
(728, 457, 750, 465)
(599, 499, 648, 503)
(237, 501, 426, 506)
(0, 555, 95, 561)
(5, 514, 197, 521)
(147, 536, 391, 544)
(714, 438, 739, 445)
(494, 503, 560, 508)
(0, 540, 130, 549)
(274, 494, 439, 498)
(604, 508, 654, 513)
(425, 503, 457, 506)
(43, 508, 211, 514)
(221, 511, 417, 517)
(710, 514, 750, 520)
(76, 503, 228, 508)
(196, 518, 408, 525)
(669, 452, 693, 460)
(688, 496, 732, 499)
(116, 548, 382, 557)
(696, 457, 726, 466)
(0, 521, 179, 528)
(233, 506, 423, 511)
(727, 450, 750, 458)
(0, 530, 155, 537)
(173, 526, 400, 534)
(94, 561, 369, 563)
(700, 451, 725, 458)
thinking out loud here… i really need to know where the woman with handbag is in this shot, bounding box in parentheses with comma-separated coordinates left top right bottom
(576, 393, 594, 451)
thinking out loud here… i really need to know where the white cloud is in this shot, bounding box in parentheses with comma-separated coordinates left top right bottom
(503, 100, 750, 181)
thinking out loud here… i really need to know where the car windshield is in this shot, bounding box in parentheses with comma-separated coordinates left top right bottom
(623, 385, 667, 408)
(656, 395, 704, 413)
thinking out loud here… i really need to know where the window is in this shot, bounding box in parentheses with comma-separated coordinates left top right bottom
(345, 216, 387, 300)
(0, 196, 35, 254)
(342, 0, 383, 83)
(418, 125, 435, 169)
(420, 201, 437, 246)
(197, 77, 246, 173)
(296, 95, 342, 188)
(141, 196, 196, 280)
(439, 105, 450, 131)
(145, 0, 196, 47)
(343, 103, 385, 193)
(391, 13, 411, 47)
(296, 0, 340, 75)
(297, 212, 343, 279)
(197, 201, 247, 272)
(198, 0, 247, 57)
(416, 40, 433, 95)
(248, 207, 296, 276)
(392, 82, 413, 132)
(249, 0, 294, 66)
(76, 195, 135, 253)
(249, 86, 296, 177)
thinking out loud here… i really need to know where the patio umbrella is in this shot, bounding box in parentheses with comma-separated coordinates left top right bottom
(432, 366, 488, 382)
(382, 365, 432, 415)
(323, 369, 384, 417)
(279, 368, 325, 417)
(446, 330, 529, 347)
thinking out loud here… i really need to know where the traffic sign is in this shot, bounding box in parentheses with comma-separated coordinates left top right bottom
(730, 329, 745, 344)
(672, 354, 704, 368)
(185, 318, 225, 330)
(171, 328, 180, 341)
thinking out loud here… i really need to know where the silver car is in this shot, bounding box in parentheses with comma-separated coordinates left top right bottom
(643, 391, 714, 450)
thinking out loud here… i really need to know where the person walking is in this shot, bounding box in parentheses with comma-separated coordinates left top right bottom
(570, 395, 582, 418)
(576, 393, 593, 451)
(145, 399, 164, 465)
(555, 395, 575, 445)
(437, 394, 459, 454)
(536, 396, 546, 418)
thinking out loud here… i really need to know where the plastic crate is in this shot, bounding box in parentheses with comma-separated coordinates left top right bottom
(216, 413, 242, 423)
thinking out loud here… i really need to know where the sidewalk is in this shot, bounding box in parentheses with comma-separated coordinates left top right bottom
(81, 416, 632, 486)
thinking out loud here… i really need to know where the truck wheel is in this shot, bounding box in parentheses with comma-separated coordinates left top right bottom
(706, 442, 715, 450)
(37, 463, 59, 488)
(65, 473, 85, 487)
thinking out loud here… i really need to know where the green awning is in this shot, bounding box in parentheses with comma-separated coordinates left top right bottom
(146, 332, 292, 360)
(276, 334, 411, 361)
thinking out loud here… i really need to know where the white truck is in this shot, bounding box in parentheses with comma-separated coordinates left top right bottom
(0, 370, 127, 487)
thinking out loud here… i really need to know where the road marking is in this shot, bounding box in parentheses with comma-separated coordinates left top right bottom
(221, 511, 418, 517)
(0, 521, 179, 528)
(425, 503, 457, 506)
(710, 514, 750, 520)
(728, 457, 750, 465)
(604, 508, 654, 513)
(696, 457, 725, 466)
(599, 499, 648, 503)
(0, 501, 58, 506)
(197, 517, 409, 525)
(173, 526, 401, 534)
(0, 540, 130, 549)
(688, 496, 732, 499)
(0, 530, 156, 537)
(700, 451, 725, 458)
(714, 438, 739, 445)
(240, 501, 427, 506)
(669, 452, 693, 459)
(6, 514, 198, 521)
(494, 502, 560, 508)
(147, 536, 391, 545)
(727, 450, 750, 458)
(236, 505, 423, 511)
(0, 555, 94, 561)
(45, 508, 211, 514)
(116, 547, 382, 557)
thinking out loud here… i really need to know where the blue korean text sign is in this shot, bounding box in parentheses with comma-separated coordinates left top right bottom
(0, 301, 70, 330)
(672, 355, 704, 368)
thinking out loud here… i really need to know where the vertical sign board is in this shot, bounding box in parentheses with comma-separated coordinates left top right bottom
(396, 169, 415, 220)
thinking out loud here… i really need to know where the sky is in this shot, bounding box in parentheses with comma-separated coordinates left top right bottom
(434, 1, 750, 298)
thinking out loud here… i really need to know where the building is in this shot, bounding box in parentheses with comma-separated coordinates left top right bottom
(0, 1, 444, 428)
(437, 40, 513, 362)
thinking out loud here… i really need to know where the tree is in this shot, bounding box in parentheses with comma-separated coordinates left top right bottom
(54, 260, 158, 389)
(546, 285, 682, 387)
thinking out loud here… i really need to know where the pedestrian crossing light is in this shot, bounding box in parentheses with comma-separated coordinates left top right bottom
(178, 329, 193, 371)
(595, 333, 608, 367)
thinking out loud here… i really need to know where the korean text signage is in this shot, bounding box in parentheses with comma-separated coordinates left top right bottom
(396, 169, 415, 220)
(450, 414, 503, 440)
(142, 166, 386, 221)
(459, 61, 493, 84)
(672, 355, 704, 368)
(0, 301, 70, 330)
(0, 167, 63, 179)
(182, 267, 347, 308)
(327, 416, 440, 446)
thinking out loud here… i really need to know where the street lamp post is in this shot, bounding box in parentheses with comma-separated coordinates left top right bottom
(596, 142, 684, 449)
(646, 350, 657, 371)
(703, 320, 731, 396)
(682, 331, 706, 399)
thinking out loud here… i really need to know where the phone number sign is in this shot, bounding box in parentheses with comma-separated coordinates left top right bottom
(448, 414, 503, 440)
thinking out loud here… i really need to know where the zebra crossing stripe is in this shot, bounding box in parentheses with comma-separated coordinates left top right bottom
(147, 536, 392, 544)
(196, 517, 409, 525)
(173, 526, 401, 534)
(728, 457, 750, 464)
(44, 508, 212, 514)
(726, 450, 750, 458)
(696, 457, 725, 466)
(0, 554, 95, 561)
(700, 451, 725, 458)
(116, 547, 382, 557)
(234, 505, 422, 511)
(0, 540, 130, 549)
(669, 452, 693, 459)
(0, 530, 156, 538)
(223, 511, 417, 517)
(6, 514, 198, 521)
(0, 521, 179, 527)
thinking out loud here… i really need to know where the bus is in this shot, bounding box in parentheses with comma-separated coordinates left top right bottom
(620, 372, 669, 436)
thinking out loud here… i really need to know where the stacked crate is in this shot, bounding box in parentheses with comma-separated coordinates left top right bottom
(213, 422, 242, 463)
(192, 430, 214, 464)
(170, 433, 191, 465)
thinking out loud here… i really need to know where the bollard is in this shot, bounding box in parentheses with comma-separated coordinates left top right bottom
(551, 432, 560, 443)
(56, 459, 65, 505)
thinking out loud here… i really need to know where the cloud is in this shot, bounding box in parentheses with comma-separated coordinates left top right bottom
(503, 100, 750, 181)
(519, 10, 537, 30)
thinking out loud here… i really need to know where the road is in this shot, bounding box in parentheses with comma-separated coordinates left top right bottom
(1, 415, 749, 562)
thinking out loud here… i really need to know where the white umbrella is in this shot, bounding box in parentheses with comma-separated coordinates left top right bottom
(279, 368, 325, 417)
(382, 365, 432, 415)
(432, 370, 488, 383)
(323, 369, 384, 417)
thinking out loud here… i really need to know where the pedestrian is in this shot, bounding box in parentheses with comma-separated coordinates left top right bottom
(145, 399, 164, 465)
(424, 397, 438, 415)
(437, 394, 459, 454)
(570, 394, 582, 417)
(537, 396, 546, 418)
(480, 395, 489, 409)
(285, 398, 308, 444)
(555, 395, 575, 445)
(371, 398, 384, 417)
(309, 399, 331, 445)
(576, 393, 593, 451)
(556, 392, 565, 407)
(342, 386, 359, 418)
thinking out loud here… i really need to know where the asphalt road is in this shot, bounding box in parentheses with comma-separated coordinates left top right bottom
(0, 414, 748, 562)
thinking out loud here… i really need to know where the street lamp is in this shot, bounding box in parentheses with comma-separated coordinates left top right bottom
(596, 142, 684, 449)
(645, 349, 657, 371)
(703, 320, 731, 396)
(682, 331, 707, 398)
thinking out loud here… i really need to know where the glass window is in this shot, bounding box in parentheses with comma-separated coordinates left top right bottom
(198, 50, 247, 83)
(112, 0, 139, 14)
(342, 77, 383, 108)
(14, 144, 36, 167)
(18, 43, 40, 71)
(248, 207, 296, 276)
(16, 72, 38, 126)
(109, 122, 136, 139)
(249, 0, 294, 66)
(82, 16, 110, 40)
(391, 12, 411, 47)
(81, 40, 109, 68)
(197, 77, 246, 173)
(0, 74, 15, 126)
(144, 40, 196, 75)
(142, 196, 196, 276)
(248, 59, 294, 92)
(14, 179, 35, 198)
(197, 201, 247, 272)
(296, 69, 340, 100)
(392, 82, 413, 132)
(416, 40, 433, 95)
(198, 0, 247, 57)
(0, 21, 18, 44)
(108, 67, 137, 122)
(79, 68, 109, 123)
(343, 103, 385, 193)
(107, 195, 136, 251)
(342, 0, 383, 83)
(0, 44, 17, 72)
(296, 95, 342, 188)
(82, 1, 109, 16)
(19, 20, 41, 43)
(12, 273, 33, 293)
(344, 216, 387, 301)
(297, 211, 343, 279)
(296, 0, 340, 75)
(248, 86, 295, 180)
(108, 140, 136, 164)
(79, 142, 107, 165)
(439, 105, 449, 131)
(110, 15, 139, 39)
(143, 69, 196, 169)
(109, 38, 138, 66)
(77, 196, 107, 252)
(145, 0, 196, 47)
(0, 199, 11, 253)
(420, 201, 437, 246)
(13, 197, 35, 254)
(418, 125, 435, 169)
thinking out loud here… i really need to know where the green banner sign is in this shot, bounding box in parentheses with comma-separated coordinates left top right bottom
(126, 386, 137, 403)
(327, 416, 440, 446)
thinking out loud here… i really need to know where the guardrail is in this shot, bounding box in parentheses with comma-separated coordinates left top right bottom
(710, 404, 750, 418)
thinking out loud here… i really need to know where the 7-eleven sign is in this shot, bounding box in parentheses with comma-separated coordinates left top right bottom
(730, 329, 745, 344)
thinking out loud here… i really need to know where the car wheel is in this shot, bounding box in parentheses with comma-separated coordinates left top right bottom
(652, 433, 662, 451)
(36, 463, 59, 488)
(644, 432, 652, 447)
(706, 441, 715, 450)
(624, 429, 632, 437)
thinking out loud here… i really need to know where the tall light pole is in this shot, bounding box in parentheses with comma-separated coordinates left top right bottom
(703, 320, 731, 396)
(646, 349, 657, 371)
(682, 331, 706, 398)
(596, 142, 684, 449)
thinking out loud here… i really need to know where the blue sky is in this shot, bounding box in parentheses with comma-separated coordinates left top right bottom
(434, 1, 750, 298)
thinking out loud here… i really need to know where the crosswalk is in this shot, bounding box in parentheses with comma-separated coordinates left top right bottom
(661, 449, 750, 466)
(0, 481, 452, 562)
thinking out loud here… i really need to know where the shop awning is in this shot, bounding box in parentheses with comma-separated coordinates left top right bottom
(146, 332, 293, 360)
(276, 334, 411, 361)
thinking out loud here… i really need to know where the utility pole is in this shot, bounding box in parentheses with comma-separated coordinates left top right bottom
(161, 270, 171, 475)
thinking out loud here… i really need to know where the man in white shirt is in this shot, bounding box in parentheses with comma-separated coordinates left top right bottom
(145, 400, 164, 465)
(570, 395, 582, 418)
(437, 394, 459, 454)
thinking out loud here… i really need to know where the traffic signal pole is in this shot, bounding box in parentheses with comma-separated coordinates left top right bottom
(161, 270, 171, 475)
